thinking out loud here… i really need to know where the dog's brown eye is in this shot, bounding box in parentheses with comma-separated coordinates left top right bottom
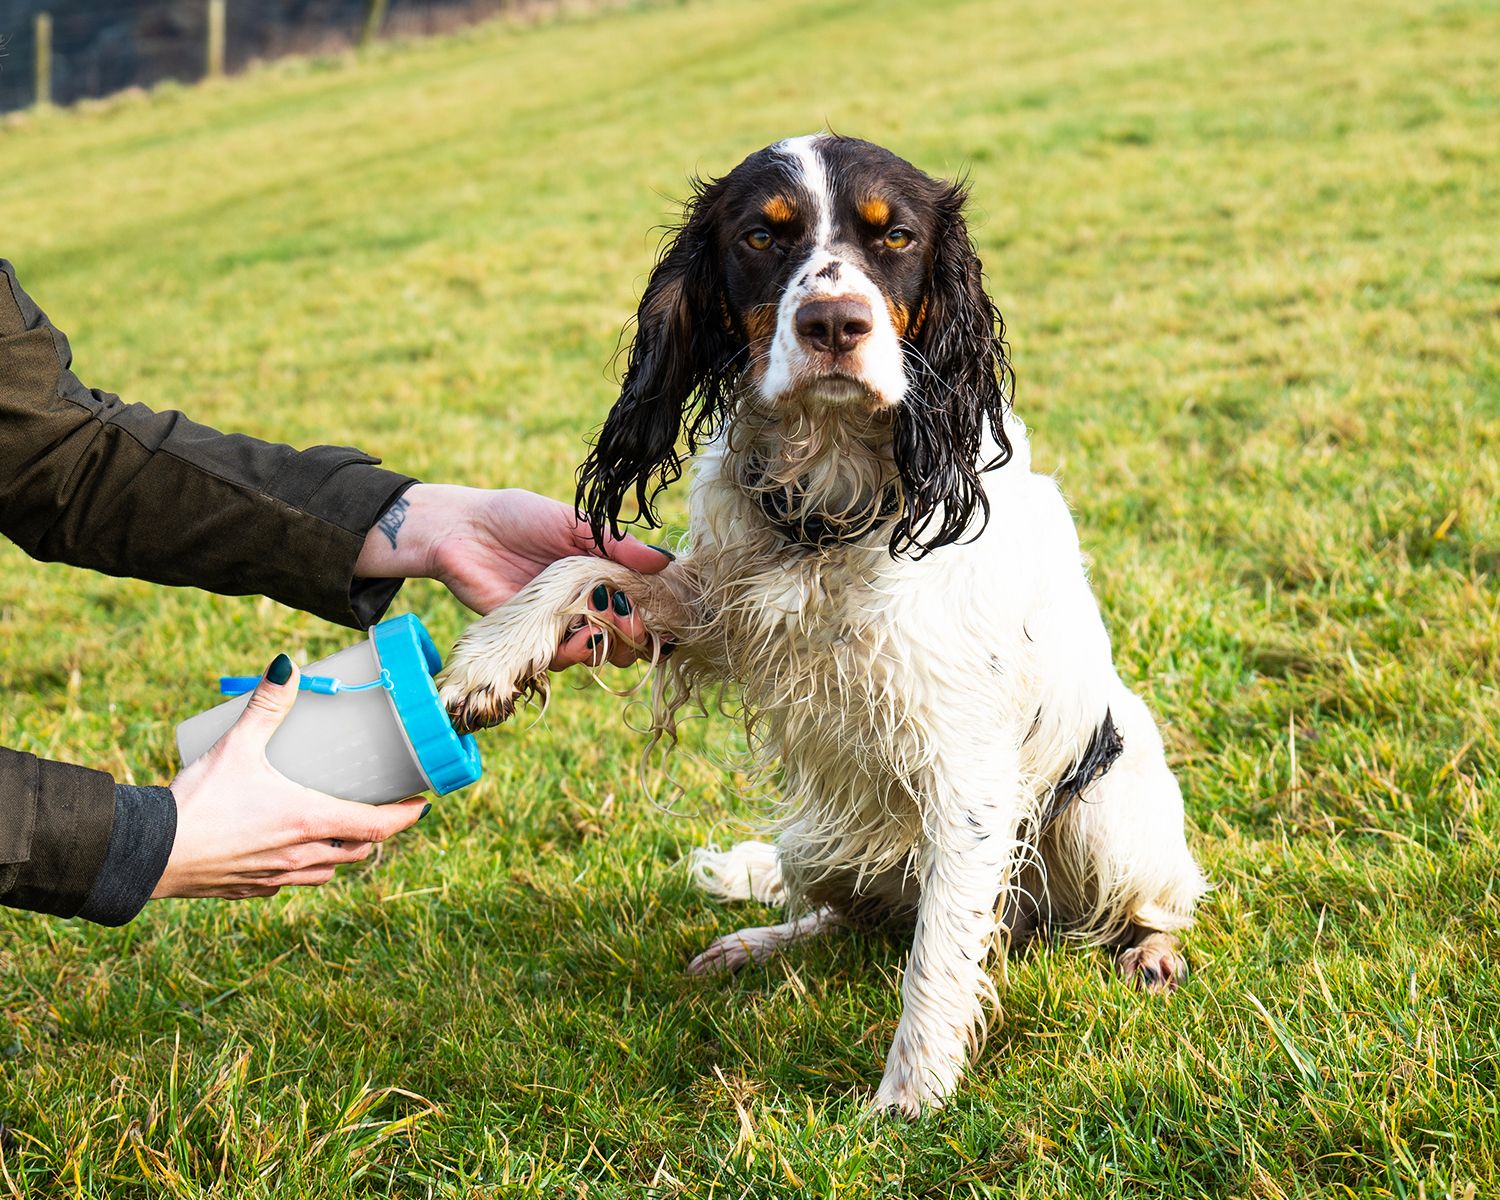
(883, 227, 913, 250)
(746, 228, 774, 250)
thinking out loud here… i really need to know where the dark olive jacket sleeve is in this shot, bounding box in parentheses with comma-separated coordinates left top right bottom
(0, 260, 416, 625)
(0, 258, 417, 923)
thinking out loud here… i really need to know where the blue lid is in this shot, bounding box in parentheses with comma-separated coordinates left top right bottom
(370, 614, 483, 797)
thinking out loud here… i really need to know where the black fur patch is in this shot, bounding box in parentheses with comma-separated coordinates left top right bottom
(752, 474, 902, 549)
(1039, 709, 1124, 833)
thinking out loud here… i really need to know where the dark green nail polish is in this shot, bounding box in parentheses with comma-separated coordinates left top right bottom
(266, 653, 293, 685)
(419, 803, 432, 822)
(649, 543, 677, 561)
(587, 632, 604, 649)
(591, 584, 609, 611)
(660, 640, 678, 658)
(612, 591, 632, 617)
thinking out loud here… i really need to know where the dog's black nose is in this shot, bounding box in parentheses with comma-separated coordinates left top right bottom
(795, 298, 874, 354)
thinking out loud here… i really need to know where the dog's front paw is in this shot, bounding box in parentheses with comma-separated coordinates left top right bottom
(1116, 932, 1189, 994)
(437, 621, 556, 734)
(869, 1037, 962, 1119)
(438, 664, 544, 734)
(437, 663, 542, 736)
(869, 1062, 950, 1119)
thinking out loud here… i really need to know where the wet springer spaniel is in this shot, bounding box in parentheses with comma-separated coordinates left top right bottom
(439, 135, 1208, 1116)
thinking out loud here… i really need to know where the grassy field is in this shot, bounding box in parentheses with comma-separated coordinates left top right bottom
(2, 0, 1498, 1194)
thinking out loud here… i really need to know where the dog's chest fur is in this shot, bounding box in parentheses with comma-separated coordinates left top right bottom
(681, 437, 986, 880)
(674, 418, 1111, 889)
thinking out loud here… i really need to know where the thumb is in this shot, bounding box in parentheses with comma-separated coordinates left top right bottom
(233, 653, 300, 746)
(597, 533, 675, 575)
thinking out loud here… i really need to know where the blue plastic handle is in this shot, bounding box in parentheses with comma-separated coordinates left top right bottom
(218, 674, 383, 697)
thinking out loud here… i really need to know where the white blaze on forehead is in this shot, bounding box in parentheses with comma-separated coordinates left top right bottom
(758, 133, 910, 409)
(776, 134, 833, 248)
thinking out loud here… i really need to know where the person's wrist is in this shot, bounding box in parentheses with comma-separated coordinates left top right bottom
(356, 483, 452, 580)
(427, 485, 508, 591)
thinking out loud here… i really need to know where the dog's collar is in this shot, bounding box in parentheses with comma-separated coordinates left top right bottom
(745, 457, 901, 550)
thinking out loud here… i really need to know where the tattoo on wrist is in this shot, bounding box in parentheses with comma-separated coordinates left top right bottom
(375, 497, 411, 551)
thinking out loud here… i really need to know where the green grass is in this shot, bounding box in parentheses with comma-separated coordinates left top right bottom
(2, 0, 1498, 1194)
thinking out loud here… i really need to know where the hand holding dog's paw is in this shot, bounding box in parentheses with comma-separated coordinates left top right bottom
(437, 558, 683, 733)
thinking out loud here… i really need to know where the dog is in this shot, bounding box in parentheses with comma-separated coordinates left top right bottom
(438, 134, 1208, 1116)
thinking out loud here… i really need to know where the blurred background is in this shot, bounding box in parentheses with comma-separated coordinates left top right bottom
(0, 0, 565, 112)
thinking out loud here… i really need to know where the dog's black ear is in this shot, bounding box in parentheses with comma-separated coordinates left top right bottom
(577, 180, 742, 547)
(891, 180, 1014, 556)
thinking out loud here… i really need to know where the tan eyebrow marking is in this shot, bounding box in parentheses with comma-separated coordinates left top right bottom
(859, 197, 892, 226)
(887, 298, 910, 337)
(762, 196, 796, 224)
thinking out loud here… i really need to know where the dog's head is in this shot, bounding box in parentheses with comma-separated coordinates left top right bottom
(577, 134, 1013, 555)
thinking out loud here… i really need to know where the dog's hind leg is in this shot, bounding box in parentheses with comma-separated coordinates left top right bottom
(1115, 925, 1191, 994)
(687, 842, 826, 975)
(690, 841, 785, 905)
(688, 838, 916, 975)
(687, 906, 839, 975)
(1041, 687, 1208, 994)
(437, 556, 700, 732)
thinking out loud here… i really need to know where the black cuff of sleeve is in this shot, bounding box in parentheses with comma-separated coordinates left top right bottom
(296, 456, 416, 534)
(315, 466, 419, 630)
(349, 573, 409, 629)
(75, 785, 177, 927)
(2, 756, 115, 918)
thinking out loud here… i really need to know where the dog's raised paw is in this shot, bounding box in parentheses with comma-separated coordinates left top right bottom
(1116, 932, 1189, 995)
(440, 681, 518, 734)
(437, 657, 547, 734)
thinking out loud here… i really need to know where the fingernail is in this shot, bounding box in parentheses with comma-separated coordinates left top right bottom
(587, 632, 604, 649)
(591, 584, 609, 611)
(649, 543, 676, 561)
(612, 591, 632, 616)
(266, 654, 293, 686)
(660, 640, 678, 658)
(419, 803, 432, 822)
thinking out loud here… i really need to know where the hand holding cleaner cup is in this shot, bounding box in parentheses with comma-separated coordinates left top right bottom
(176, 614, 481, 805)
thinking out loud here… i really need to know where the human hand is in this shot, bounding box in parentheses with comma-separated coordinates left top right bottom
(153, 655, 429, 900)
(354, 484, 674, 669)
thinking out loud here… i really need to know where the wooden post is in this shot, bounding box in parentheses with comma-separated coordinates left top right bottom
(361, 0, 389, 48)
(206, 0, 226, 78)
(34, 12, 52, 108)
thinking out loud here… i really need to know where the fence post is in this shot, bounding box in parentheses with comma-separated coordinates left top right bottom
(34, 12, 52, 108)
(361, 0, 389, 48)
(206, 0, 226, 78)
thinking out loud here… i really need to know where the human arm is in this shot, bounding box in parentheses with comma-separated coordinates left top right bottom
(1, 259, 671, 654)
(0, 259, 416, 629)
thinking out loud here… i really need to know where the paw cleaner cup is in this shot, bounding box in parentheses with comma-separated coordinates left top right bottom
(175, 614, 482, 805)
